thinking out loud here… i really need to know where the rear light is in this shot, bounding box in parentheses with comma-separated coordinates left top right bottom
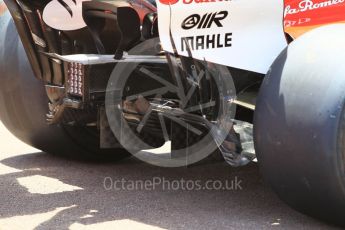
(67, 62, 84, 97)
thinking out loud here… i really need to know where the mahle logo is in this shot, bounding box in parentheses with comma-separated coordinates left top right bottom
(182, 11, 228, 30)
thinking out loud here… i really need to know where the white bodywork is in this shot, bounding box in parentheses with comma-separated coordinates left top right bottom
(157, 0, 288, 74)
(43, 0, 90, 31)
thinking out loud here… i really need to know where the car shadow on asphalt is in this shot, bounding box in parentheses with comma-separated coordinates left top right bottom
(0, 152, 337, 229)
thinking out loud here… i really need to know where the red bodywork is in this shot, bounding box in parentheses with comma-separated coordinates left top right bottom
(0, 2, 7, 16)
(284, 0, 345, 38)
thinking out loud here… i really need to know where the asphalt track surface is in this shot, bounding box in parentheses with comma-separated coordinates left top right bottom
(0, 122, 341, 230)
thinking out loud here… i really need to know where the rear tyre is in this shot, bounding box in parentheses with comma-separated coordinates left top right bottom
(0, 15, 130, 161)
(254, 24, 345, 225)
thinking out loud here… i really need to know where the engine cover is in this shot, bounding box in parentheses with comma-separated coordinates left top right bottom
(157, 0, 288, 74)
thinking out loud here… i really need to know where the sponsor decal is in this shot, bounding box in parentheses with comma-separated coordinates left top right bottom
(284, 0, 345, 38)
(158, 0, 287, 74)
(180, 11, 232, 52)
(285, 0, 345, 16)
(183, 0, 231, 4)
(181, 33, 232, 51)
(159, 0, 179, 5)
(284, 18, 311, 27)
(159, 0, 231, 5)
(181, 11, 228, 30)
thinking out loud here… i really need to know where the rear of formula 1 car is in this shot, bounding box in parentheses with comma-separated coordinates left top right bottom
(1, 0, 345, 225)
